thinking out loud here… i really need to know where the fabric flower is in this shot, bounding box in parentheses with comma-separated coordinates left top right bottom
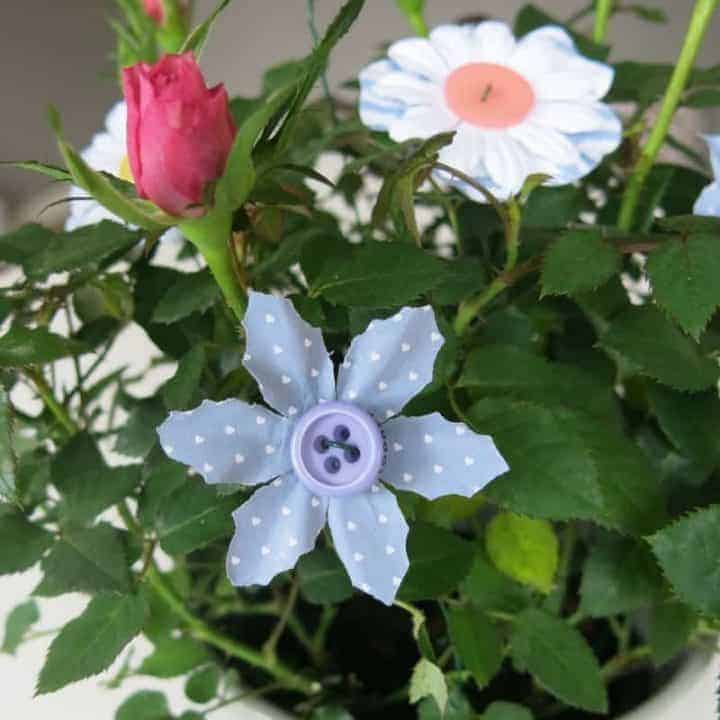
(359, 21, 622, 201)
(694, 134, 720, 216)
(157, 292, 508, 605)
(64, 101, 180, 244)
(144, 0, 164, 24)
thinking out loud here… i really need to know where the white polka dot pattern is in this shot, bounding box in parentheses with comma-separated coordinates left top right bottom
(157, 399, 291, 486)
(383, 413, 509, 499)
(226, 475, 328, 587)
(336, 307, 443, 421)
(327, 486, 409, 606)
(243, 292, 336, 417)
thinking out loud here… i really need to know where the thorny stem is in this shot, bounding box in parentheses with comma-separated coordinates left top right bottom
(618, 0, 720, 230)
(26, 369, 78, 436)
(454, 197, 522, 335)
(263, 577, 301, 662)
(146, 564, 319, 696)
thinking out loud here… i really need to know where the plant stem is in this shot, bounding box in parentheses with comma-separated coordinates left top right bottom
(263, 577, 300, 662)
(593, 0, 613, 43)
(180, 213, 248, 322)
(146, 564, 319, 696)
(618, 0, 719, 231)
(601, 645, 652, 680)
(306, 0, 337, 123)
(27, 369, 78, 436)
(454, 198, 522, 335)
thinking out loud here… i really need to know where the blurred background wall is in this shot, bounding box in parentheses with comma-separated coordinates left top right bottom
(2, 0, 720, 224)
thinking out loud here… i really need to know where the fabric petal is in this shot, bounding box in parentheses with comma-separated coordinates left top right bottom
(531, 100, 620, 135)
(327, 486, 409, 605)
(383, 413, 509, 500)
(388, 104, 459, 143)
(429, 24, 475, 69)
(532, 68, 615, 103)
(483, 134, 532, 198)
(243, 292, 335, 417)
(470, 21, 516, 63)
(508, 120, 581, 168)
(694, 182, 720, 216)
(226, 475, 328, 587)
(703, 133, 720, 180)
(157, 399, 291, 486)
(388, 37, 450, 82)
(373, 72, 442, 106)
(337, 307, 444, 421)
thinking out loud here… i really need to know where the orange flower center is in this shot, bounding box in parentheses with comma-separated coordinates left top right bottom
(444, 63, 535, 129)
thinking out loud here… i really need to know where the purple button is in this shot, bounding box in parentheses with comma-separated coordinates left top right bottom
(290, 401, 385, 497)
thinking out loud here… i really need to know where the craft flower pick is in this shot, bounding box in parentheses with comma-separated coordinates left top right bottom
(359, 20, 622, 201)
(158, 292, 509, 605)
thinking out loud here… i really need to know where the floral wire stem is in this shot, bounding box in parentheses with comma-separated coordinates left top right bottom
(618, 0, 720, 231)
(593, 0, 613, 44)
(262, 576, 301, 662)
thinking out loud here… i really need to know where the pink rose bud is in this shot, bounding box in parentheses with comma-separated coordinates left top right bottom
(122, 53, 237, 217)
(143, 0, 164, 24)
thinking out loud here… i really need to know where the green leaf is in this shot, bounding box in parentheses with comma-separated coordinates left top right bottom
(0, 385, 17, 502)
(0, 224, 54, 268)
(2, 160, 72, 182)
(646, 234, 720, 338)
(0, 507, 54, 574)
(308, 242, 446, 307)
(152, 270, 220, 324)
(409, 658, 448, 714)
(37, 592, 147, 694)
(481, 702, 534, 720)
(470, 399, 666, 535)
(52, 434, 139, 524)
(0, 326, 87, 367)
(650, 505, 720, 617)
(162, 345, 206, 411)
(116, 691, 172, 720)
(309, 708, 355, 720)
(510, 609, 607, 713)
(541, 231, 620, 297)
(447, 607, 503, 688)
(523, 186, 586, 228)
(462, 550, 532, 614)
(647, 384, 720, 467)
(36, 524, 132, 596)
(139, 636, 209, 678)
(26, 221, 140, 281)
(181, 0, 231, 55)
(138, 460, 189, 527)
(156, 481, 237, 555)
(485, 513, 558, 594)
(458, 344, 617, 421)
(578, 536, 664, 617)
(418, 687, 474, 720)
(114, 399, 166, 460)
(684, 88, 720, 107)
(399, 523, 475, 601)
(185, 665, 221, 704)
(395, 0, 428, 35)
(297, 547, 353, 605)
(600, 306, 719, 391)
(514, 5, 609, 60)
(50, 109, 170, 232)
(649, 602, 698, 665)
(2, 600, 39, 654)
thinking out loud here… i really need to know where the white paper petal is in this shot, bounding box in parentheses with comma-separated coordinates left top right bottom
(373, 72, 442, 105)
(226, 476, 328, 587)
(383, 413, 509, 500)
(531, 101, 621, 135)
(243, 292, 335, 417)
(157, 399, 291, 486)
(388, 105, 459, 143)
(508, 120, 582, 168)
(337, 307, 444, 421)
(327, 487, 409, 605)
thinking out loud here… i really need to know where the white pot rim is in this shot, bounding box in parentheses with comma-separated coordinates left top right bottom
(219, 645, 719, 720)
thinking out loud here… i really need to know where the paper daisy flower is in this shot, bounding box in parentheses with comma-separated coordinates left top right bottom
(694, 134, 720, 216)
(65, 101, 179, 243)
(157, 292, 508, 605)
(359, 21, 622, 201)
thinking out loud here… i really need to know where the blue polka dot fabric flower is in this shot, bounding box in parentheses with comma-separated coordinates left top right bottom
(157, 292, 508, 605)
(694, 134, 720, 216)
(359, 21, 622, 201)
